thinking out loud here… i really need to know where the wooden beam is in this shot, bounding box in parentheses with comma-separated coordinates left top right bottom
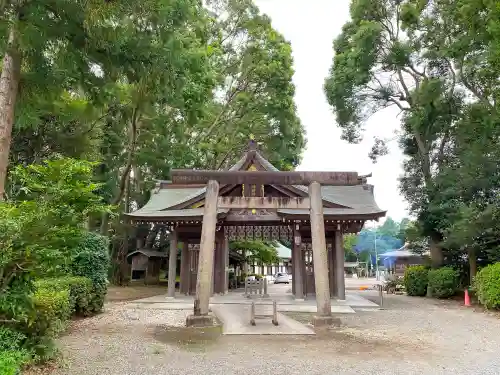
(170, 170, 363, 186)
(217, 196, 310, 209)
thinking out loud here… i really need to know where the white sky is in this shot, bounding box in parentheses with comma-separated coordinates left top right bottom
(254, 0, 408, 222)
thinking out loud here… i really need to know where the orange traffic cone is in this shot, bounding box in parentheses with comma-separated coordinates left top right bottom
(464, 289, 471, 307)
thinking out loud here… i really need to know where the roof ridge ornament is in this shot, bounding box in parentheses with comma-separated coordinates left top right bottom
(248, 137, 258, 151)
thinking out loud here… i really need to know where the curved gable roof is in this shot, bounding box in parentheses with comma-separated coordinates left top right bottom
(126, 143, 385, 220)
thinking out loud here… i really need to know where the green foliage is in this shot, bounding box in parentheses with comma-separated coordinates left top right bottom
(404, 265, 429, 297)
(35, 277, 93, 317)
(0, 328, 29, 375)
(343, 234, 358, 262)
(193, 0, 305, 171)
(0, 326, 26, 352)
(30, 289, 71, 338)
(1, 158, 108, 325)
(0, 350, 29, 375)
(230, 240, 279, 264)
(474, 263, 500, 310)
(324, 0, 500, 273)
(10, 158, 107, 222)
(427, 267, 458, 298)
(0, 159, 108, 365)
(12, 289, 73, 360)
(71, 232, 110, 313)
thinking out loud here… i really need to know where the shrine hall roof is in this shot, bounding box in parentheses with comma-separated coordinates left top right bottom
(126, 184, 384, 219)
(126, 144, 386, 221)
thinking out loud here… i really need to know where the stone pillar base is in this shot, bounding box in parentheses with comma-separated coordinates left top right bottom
(311, 315, 341, 327)
(185, 314, 215, 327)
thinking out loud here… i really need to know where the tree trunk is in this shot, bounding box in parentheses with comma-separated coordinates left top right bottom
(429, 235, 444, 268)
(0, 27, 21, 199)
(468, 248, 477, 286)
(145, 224, 160, 248)
(100, 108, 139, 235)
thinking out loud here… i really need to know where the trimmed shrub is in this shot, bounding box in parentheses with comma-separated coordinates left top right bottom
(474, 262, 500, 309)
(404, 265, 429, 296)
(35, 276, 93, 316)
(31, 289, 71, 338)
(427, 267, 459, 298)
(71, 232, 110, 313)
(13, 288, 72, 360)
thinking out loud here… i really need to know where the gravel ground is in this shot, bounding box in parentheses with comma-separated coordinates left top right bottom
(47, 293, 500, 375)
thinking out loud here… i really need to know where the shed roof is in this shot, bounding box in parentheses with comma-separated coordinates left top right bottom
(127, 250, 168, 258)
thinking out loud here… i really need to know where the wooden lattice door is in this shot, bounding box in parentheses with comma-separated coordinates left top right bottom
(303, 243, 315, 295)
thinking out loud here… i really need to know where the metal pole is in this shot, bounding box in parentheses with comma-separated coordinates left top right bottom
(374, 232, 379, 281)
(272, 300, 278, 326)
(378, 284, 384, 307)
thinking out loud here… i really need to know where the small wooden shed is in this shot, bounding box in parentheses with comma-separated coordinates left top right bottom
(127, 249, 168, 284)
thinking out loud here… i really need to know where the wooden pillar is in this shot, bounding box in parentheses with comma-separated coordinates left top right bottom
(328, 240, 336, 298)
(222, 233, 229, 294)
(308, 181, 332, 323)
(193, 179, 219, 317)
(214, 231, 226, 295)
(292, 224, 304, 300)
(167, 229, 178, 298)
(212, 240, 219, 295)
(334, 229, 346, 300)
(180, 241, 190, 295)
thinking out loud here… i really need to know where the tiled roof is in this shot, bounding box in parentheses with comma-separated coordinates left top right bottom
(127, 207, 229, 218)
(126, 146, 385, 220)
(277, 185, 384, 216)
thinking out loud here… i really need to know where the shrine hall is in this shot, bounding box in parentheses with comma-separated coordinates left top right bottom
(126, 141, 386, 326)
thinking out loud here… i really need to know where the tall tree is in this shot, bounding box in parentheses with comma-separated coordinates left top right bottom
(0, 0, 142, 198)
(324, 0, 471, 267)
(185, 0, 306, 170)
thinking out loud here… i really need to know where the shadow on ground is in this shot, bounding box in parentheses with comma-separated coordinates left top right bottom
(153, 325, 223, 351)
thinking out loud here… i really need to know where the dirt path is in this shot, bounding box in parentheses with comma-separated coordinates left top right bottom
(38, 292, 500, 375)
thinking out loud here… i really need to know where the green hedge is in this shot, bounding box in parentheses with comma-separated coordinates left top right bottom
(0, 231, 110, 370)
(71, 232, 110, 313)
(404, 265, 429, 296)
(474, 263, 500, 309)
(31, 288, 71, 340)
(35, 276, 93, 316)
(427, 267, 458, 298)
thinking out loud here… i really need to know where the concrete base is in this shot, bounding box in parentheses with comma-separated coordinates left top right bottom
(185, 314, 215, 327)
(165, 296, 175, 300)
(311, 315, 341, 327)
